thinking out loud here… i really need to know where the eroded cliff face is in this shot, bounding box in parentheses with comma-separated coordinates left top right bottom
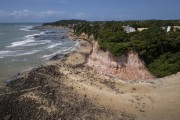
(87, 40, 154, 80)
(68, 32, 89, 40)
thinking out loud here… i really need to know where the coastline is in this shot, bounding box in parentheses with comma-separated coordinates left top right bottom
(0, 29, 180, 120)
(1, 28, 90, 86)
(0, 24, 78, 83)
(0, 29, 135, 119)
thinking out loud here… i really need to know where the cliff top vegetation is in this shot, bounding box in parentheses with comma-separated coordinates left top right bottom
(43, 20, 180, 77)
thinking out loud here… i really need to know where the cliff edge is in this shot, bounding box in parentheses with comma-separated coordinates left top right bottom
(87, 40, 154, 80)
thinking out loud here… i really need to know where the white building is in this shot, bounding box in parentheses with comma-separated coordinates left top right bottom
(167, 26, 171, 32)
(137, 28, 148, 32)
(122, 25, 136, 33)
(174, 26, 180, 31)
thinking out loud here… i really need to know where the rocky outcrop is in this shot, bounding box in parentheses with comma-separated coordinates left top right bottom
(87, 40, 154, 80)
(68, 32, 89, 41)
(78, 33, 89, 40)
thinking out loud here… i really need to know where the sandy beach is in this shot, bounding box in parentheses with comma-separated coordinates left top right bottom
(0, 30, 180, 120)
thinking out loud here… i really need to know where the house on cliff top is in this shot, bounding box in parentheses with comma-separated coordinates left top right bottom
(122, 25, 136, 33)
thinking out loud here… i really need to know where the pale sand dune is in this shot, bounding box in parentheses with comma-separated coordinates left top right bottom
(60, 38, 180, 120)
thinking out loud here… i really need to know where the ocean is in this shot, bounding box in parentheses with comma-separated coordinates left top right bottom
(0, 23, 79, 82)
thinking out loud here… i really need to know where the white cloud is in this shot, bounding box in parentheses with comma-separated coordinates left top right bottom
(40, 10, 66, 16)
(0, 9, 88, 19)
(1, 9, 66, 18)
(0, 10, 6, 17)
(0, 9, 90, 22)
(10, 10, 32, 17)
(0, 9, 68, 22)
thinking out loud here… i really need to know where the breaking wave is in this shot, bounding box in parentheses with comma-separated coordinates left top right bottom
(47, 42, 62, 49)
(19, 26, 34, 31)
(42, 42, 80, 60)
(0, 50, 41, 58)
(7, 32, 46, 48)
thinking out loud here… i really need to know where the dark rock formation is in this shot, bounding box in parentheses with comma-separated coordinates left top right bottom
(0, 65, 135, 120)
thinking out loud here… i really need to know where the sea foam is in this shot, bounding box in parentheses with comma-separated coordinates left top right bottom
(7, 32, 46, 48)
(42, 42, 80, 60)
(19, 26, 34, 31)
(47, 42, 62, 49)
(14, 50, 41, 56)
(0, 49, 41, 58)
(22, 40, 51, 47)
(0, 50, 21, 58)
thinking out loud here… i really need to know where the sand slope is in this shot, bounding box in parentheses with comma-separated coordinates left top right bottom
(58, 39, 180, 120)
(0, 38, 180, 120)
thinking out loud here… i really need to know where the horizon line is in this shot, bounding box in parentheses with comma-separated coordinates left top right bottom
(0, 19, 180, 23)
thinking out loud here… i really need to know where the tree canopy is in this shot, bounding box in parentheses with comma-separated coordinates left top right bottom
(43, 19, 180, 77)
(72, 20, 180, 77)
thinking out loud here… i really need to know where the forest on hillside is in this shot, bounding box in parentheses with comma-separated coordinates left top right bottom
(42, 20, 87, 27)
(43, 20, 180, 77)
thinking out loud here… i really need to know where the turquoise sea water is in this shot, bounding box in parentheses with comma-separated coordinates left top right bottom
(0, 23, 79, 82)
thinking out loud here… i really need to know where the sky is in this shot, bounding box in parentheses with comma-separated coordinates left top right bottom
(0, 0, 179, 22)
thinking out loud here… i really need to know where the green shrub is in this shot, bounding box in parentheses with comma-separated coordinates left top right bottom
(149, 52, 180, 77)
(73, 20, 180, 77)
